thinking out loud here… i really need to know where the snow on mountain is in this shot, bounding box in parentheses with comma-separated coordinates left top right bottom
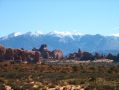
(0, 32, 22, 40)
(24, 31, 43, 36)
(12, 32, 22, 37)
(0, 31, 82, 39)
(0, 31, 44, 40)
(48, 31, 82, 36)
(112, 33, 119, 37)
(48, 31, 82, 39)
(0, 31, 119, 55)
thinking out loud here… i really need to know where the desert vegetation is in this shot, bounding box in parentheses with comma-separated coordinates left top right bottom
(0, 62, 119, 90)
(1, 44, 119, 90)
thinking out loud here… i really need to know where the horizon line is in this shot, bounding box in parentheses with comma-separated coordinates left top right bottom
(1, 31, 119, 37)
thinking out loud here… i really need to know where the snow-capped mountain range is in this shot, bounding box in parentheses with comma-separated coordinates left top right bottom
(0, 31, 119, 55)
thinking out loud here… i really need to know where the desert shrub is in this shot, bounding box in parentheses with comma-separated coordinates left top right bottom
(72, 66, 78, 72)
(1, 71, 28, 79)
(67, 79, 79, 85)
(96, 85, 115, 90)
(0, 83, 5, 90)
(79, 80, 85, 84)
(85, 85, 96, 90)
(47, 83, 55, 88)
(0, 77, 7, 84)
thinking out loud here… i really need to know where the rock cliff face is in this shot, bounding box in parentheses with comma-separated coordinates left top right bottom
(0, 44, 64, 61)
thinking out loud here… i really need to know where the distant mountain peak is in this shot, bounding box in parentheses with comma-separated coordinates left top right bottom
(0, 32, 22, 40)
(9, 32, 22, 37)
(24, 31, 43, 36)
(1, 31, 119, 55)
(48, 31, 82, 38)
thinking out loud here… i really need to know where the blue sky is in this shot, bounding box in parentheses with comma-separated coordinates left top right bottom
(0, 0, 119, 36)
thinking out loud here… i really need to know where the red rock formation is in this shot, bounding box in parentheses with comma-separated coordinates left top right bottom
(4, 48, 14, 60)
(0, 45, 6, 60)
(34, 51, 41, 62)
(52, 49, 63, 60)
